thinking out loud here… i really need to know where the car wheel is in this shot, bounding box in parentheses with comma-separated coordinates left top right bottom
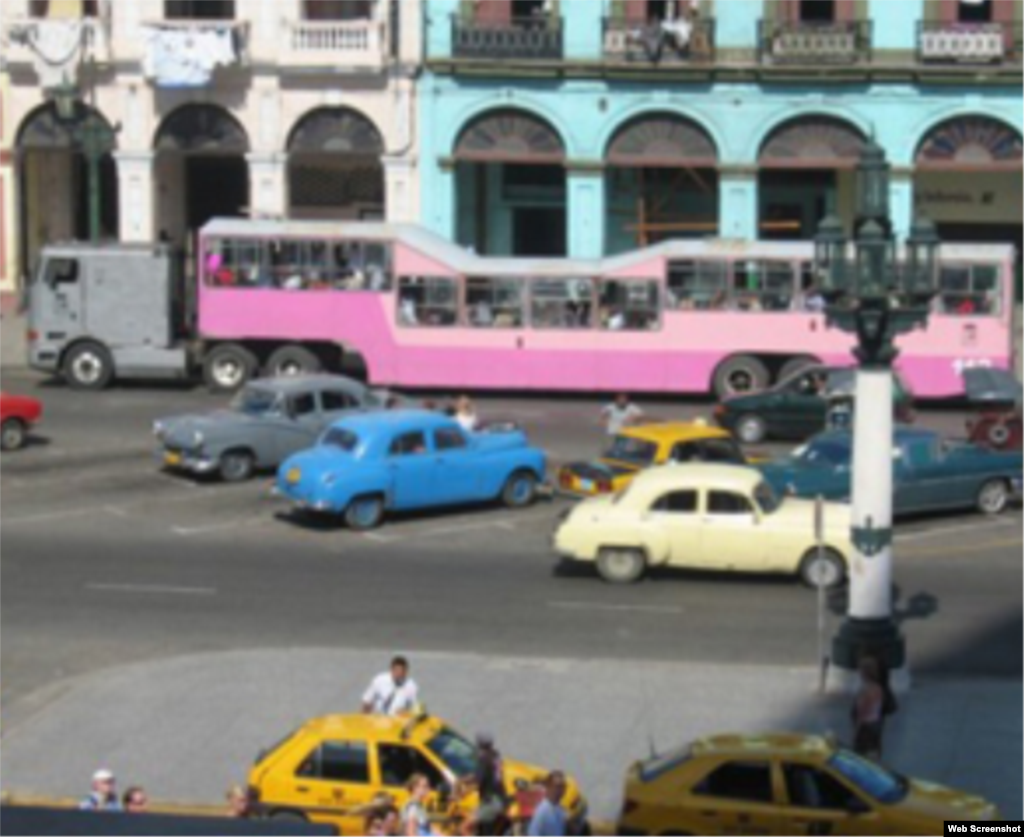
(345, 495, 385, 531)
(265, 344, 322, 378)
(0, 418, 27, 451)
(597, 547, 646, 584)
(64, 341, 114, 391)
(203, 344, 257, 393)
(219, 450, 255, 483)
(713, 355, 770, 399)
(976, 479, 1009, 515)
(799, 548, 846, 589)
(735, 413, 767, 445)
(501, 470, 538, 508)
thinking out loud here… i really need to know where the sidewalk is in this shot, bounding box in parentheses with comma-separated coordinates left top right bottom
(1, 648, 1020, 821)
(1, 305, 27, 369)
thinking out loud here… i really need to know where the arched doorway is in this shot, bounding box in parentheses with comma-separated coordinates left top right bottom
(16, 103, 118, 276)
(286, 107, 385, 221)
(604, 113, 719, 254)
(154, 104, 249, 249)
(758, 115, 866, 239)
(453, 108, 566, 256)
(914, 115, 1023, 299)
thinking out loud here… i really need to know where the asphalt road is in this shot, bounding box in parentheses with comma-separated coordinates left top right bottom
(2, 370, 1021, 733)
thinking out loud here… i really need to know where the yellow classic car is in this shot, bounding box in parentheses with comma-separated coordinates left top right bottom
(557, 421, 747, 497)
(617, 733, 999, 836)
(553, 463, 852, 587)
(247, 713, 587, 835)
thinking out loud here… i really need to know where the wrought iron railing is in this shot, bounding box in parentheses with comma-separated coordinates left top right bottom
(451, 15, 563, 60)
(602, 16, 715, 64)
(758, 19, 872, 65)
(917, 21, 1015, 64)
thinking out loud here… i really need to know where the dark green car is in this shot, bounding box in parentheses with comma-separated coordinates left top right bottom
(714, 365, 915, 444)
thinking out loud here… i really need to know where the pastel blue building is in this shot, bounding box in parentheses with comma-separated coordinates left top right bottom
(418, 0, 1022, 274)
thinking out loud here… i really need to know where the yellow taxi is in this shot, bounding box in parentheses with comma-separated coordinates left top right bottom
(617, 733, 999, 836)
(247, 713, 588, 835)
(557, 421, 747, 497)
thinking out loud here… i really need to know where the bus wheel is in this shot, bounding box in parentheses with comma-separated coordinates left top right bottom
(713, 355, 769, 399)
(203, 344, 257, 393)
(778, 355, 819, 383)
(64, 341, 114, 391)
(265, 345, 322, 378)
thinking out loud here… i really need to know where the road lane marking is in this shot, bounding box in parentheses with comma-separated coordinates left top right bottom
(85, 583, 217, 596)
(547, 601, 685, 615)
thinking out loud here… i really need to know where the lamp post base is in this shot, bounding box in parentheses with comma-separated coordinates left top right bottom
(826, 616, 911, 694)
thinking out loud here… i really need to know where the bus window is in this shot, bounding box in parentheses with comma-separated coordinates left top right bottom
(667, 260, 728, 310)
(531, 278, 595, 329)
(465, 277, 525, 328)
(397, 277, 458, 327)
(732, 260, 795, 312)
(938, 264, 1000, 316)
(329, 241, 393, 291)
(205, 239, 268, 287)
(599, 279, 660, 331)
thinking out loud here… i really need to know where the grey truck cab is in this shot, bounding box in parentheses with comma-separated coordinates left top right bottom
(28, 243, 190, 389)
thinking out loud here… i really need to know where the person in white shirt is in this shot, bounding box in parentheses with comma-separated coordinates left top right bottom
(362, 656, 419, 716)
(454, 395, 479, 433)
(601, 393, 644, 436)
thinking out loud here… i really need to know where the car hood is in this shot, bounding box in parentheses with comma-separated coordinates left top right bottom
(758, 458, 840, 490)
(890, 777, 998, 825)
(561, 459, 639, 480)
(157, 410, 262, 444)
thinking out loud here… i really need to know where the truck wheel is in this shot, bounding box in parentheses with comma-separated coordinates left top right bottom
(713, 355, 769, 399)
(735, 413, 767, 444)
(1, 418, 27, 451)
(265, 345, 322, 378)
(976, 479, 1009, 515)
(501, 470, 538, 508)
(63, 341, 114, 391)
(596, 547, 646, 584)
(778, 355, 818, 383)
(203, 344, 257, 393)
(345, 495, 385, 531)
(219, 450, 255, 483)
(799, 548, 846, 589)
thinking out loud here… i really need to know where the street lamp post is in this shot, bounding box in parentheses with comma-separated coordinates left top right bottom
(815, 139, 940, 690)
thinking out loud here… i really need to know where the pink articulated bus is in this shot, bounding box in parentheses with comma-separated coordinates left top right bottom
(196, 219, 1016, 399)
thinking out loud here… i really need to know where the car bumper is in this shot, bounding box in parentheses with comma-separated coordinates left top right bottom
(274, 482, 343, 514)
(158, 448, 218, 475)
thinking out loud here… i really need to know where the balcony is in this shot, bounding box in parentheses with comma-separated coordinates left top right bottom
(2, 16, 110, 74)
(603, 17, 715, 64)
(451, 15, 563, 61)
(280, 18, 386, 69)
(139, 18, 249, 83)
(759, 19, 872, 65)
(918, 21, 1018, 65)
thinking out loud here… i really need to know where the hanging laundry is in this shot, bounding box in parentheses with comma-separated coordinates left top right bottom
(8, 18, 84, 88)
(141, 24, 239, 88)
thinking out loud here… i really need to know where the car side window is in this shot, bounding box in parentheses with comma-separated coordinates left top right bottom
(651, 490, 698, 513)
(45, 258, 78, 285)
(377, 744, 446, 789)
(783, 763, 866, 812)
(707, 491, 754, 515)
(670, 442, 700, 462)
(290, 393, 317, 418)
(296, 741, 369, 784)
(700, 440, 744, 463)
(695, 760, 774, 804)
(434, 428, 468, 451)
(390, 431, 428, 456)
(321, 390, 358, 412)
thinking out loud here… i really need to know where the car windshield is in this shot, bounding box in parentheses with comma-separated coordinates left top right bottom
(231, 387, 282, 416)
(828, 749, 907, 804)
(426, 728, 477, 778)
(321, 428, 359, 451)
(791, 440, 850, 468)
(604, 435, 658, 467)
(754, 481, 781, 514)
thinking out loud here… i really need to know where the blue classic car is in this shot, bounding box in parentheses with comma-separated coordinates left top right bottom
(759, 426, 1022, 517)
(276, 410, 547, 529)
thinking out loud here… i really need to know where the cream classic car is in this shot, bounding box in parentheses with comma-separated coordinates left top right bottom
(553, 464, 853, 587)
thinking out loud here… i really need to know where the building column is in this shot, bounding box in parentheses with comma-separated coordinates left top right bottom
(889, 169, 914, 240)
(245, 152, 287, 220)
(567, 163, 605, 258)
(382, 154, 417, 223)
(113, 150, 154, 243)
(430, 159, 457, 242)
(718, 168, 759, 240)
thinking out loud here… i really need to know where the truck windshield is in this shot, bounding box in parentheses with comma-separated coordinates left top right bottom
(231, 388, 283, 416)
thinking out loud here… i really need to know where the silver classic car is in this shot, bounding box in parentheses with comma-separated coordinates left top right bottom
(154, 375, 403, 481)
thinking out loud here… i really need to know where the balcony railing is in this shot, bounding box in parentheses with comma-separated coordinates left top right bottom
(451, 15, 563, 60)
(917, 21, 1016, 65)
(602, 17, 715, 64)
(280, 18, 385, 67)
(759, 19, 872, 65)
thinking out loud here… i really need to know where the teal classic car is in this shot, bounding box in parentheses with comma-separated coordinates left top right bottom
(759, 426, 1022, 517)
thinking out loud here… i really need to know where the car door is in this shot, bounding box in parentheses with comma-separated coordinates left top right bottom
(700, 490, 766, 571)
(778, 762, 881, 836)
(292, 740, 375, 834)
(777, 371, 829, 438)
(272, 391, 323, 462)
(688, 759, 791, 835)
(646, 489, 705, 568)
(388, 430, 437, 509)
(375, 743, 451, 815)
(432, 427, 480, 505)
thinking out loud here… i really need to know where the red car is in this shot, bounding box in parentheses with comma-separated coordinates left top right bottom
(0, 392, 43, 451)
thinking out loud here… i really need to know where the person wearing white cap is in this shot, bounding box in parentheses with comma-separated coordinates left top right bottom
(79, 769, 122, 811)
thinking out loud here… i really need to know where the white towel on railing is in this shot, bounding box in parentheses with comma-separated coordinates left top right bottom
(9, 19, 84, 88)
(141, 24, 237, 88)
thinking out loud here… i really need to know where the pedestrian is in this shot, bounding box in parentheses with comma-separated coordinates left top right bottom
(527, 771, 568, 837)
(365, 810, 388, 836)
(601, 393, 643, 436)
(122, 786, 149, 813)
(473, 733, 508, 836)
(78, 769, 122, 811)
(402, 773, 437, 837)
(454, 395, 479, 433)
(362, 655, 419, 716)
(851, 655, 890, 759)
(226, 784, 250, 818)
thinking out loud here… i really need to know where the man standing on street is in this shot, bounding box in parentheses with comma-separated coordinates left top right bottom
(78, 769, 122, 811)
(601, 393, 644, 436)
(527, 771, 568, 837)
(362, 656, 420, 716)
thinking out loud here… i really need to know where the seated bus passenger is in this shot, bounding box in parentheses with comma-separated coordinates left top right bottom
(400, 296, 419, 325)
(472, 301, 494, 327)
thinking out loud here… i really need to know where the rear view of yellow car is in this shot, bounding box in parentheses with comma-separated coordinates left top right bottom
(557, 421, 746, 497)
(617, 733, 999, 836)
